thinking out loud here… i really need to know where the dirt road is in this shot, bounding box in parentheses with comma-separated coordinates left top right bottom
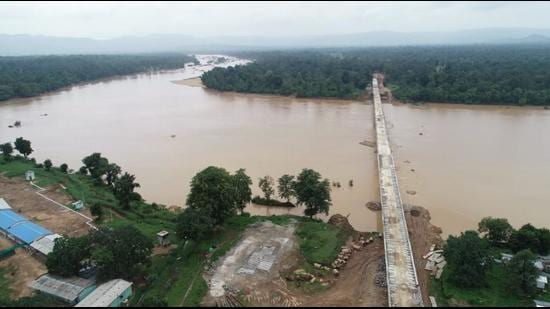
(302, 238, 387, 307)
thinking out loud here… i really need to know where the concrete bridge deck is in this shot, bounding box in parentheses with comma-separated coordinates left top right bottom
(372, 77, 423, 307)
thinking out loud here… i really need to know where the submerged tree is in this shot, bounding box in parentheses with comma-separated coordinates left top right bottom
(277, 174, 295, 203)
(258, 175, 275, 201)
(233, 168, 252, 214)
(292, 169, 331, 218)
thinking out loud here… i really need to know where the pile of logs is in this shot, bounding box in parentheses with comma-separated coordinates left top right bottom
(216, 292, 243, 307)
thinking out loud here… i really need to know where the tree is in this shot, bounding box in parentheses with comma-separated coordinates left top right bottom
(258, 176, 275, 201)
(14, 137, 32, 158)
(444, 230, 492, 288)
(509, 224, 550, 255)
(113, 173, 141, 210)
(292, 169, 332, 218)
(60, 163, 68, 173)
(233, 168, 252, 214)
(43, 159, 52, 171)
(46, 236, 91, 277)
(89, 225, 153, 281)
(140, 295, 168, 307)
(506, 249, 538, 297)
(0, 143, 13, 160)
(90, 203, 103, 219)
(186, 166, 237, 225)
(278, 174, 295, 202)
(176, 207, 214, 242)
(79, 166, 88, 175)
(105, 163, 121, 187)
(82, 153, 109, 184)
(478, 217, 514, 245)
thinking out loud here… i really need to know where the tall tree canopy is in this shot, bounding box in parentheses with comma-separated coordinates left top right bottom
(233, 168, 252, 213)
(444, 230, 492, 288)
(186, 166, 237, 225)
(204, 45, 550, 105)
(0, 54, 196, 101)
(478, 217, 514, 245)
(14, 137, 32, 158)
(292, 169, 331, 218)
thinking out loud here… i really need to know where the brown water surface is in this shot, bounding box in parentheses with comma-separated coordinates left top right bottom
(1, 56, 549, 235)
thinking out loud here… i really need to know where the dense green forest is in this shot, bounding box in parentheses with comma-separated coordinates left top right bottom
(0, 53, 196, 101)
(203, 45, 550, 105)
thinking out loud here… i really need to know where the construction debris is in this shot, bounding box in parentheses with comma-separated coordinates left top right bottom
(423, 244, 447, 280)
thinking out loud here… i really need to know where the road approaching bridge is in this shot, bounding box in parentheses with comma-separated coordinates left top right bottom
(372, 77, 424, 307)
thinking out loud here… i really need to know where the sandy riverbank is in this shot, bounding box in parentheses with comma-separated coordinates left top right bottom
(172, 77, 205, 88)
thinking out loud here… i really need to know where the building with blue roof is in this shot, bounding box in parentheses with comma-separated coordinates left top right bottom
(0, 210, 27, 230)
(8, 221, 52, 244)
(0, 209, 53, 245)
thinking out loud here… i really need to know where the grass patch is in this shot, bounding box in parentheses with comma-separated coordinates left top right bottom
(296, 220, 349, 265)
(430, 263, 541, 307)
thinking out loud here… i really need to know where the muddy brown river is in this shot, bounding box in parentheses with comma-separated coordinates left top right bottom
(1, 56, 549, 236)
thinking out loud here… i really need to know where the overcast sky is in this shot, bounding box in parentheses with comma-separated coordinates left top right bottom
(1, 1, 550, 39)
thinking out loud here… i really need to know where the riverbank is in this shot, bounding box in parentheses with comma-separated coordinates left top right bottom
(171, 77, 204, 88)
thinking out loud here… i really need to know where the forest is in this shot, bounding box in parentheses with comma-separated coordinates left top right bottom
(203, 45, 550, 105)
(0, 53, 196, 101)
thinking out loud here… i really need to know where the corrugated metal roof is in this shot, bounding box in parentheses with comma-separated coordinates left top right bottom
(30, 234, 62, 255)
(75, 279, 132, 307)
(0, 210, 27, 230)
(8, 221, 52, 244)
(30, 274, 95, 303)
(0, 198, 11, 210)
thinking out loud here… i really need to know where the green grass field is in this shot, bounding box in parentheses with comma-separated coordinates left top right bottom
(296, 220, 349, 265)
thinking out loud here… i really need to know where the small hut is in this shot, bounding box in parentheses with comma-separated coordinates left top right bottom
(25, 170, 35, 181)
(72, 200, 85, 211)
(157, 231, 170, 247)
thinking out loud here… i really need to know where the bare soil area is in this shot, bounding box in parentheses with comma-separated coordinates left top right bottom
(172, 77, 204, 88)
(0, 237, 47, 299)
(301, 237, 387, 307)
(404, 204, 444, 306)
(203, 217, 388, 307)
(202, 221, 300, 306)
(0, 175, 93, 237)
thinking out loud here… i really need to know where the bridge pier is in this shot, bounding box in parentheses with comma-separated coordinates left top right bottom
(372, 77, 423, 307)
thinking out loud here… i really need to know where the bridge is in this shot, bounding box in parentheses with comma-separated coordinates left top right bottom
(372, 77, 424, 307)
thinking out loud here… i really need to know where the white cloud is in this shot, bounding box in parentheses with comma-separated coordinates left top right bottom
(0, 1, 549, 38)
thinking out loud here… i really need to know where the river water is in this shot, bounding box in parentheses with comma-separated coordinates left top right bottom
(1, 56, 549, 236)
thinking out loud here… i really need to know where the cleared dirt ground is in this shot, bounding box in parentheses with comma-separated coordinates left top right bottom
(0, 237, 47, 299)
(0, 175, 93, 237)
(203, 218, 388, 307)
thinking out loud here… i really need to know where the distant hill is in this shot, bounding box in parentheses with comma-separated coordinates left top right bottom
(2, 27, 550, 55)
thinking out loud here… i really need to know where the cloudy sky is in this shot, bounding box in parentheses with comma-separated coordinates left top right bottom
(1, 1, 549, 39)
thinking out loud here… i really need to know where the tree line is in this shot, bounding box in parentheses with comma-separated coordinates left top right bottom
(0, 53, 196, 101)
(176, 167, 332, 242)
(203, 45, 550, 105)
(444, 216, 550, 298)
